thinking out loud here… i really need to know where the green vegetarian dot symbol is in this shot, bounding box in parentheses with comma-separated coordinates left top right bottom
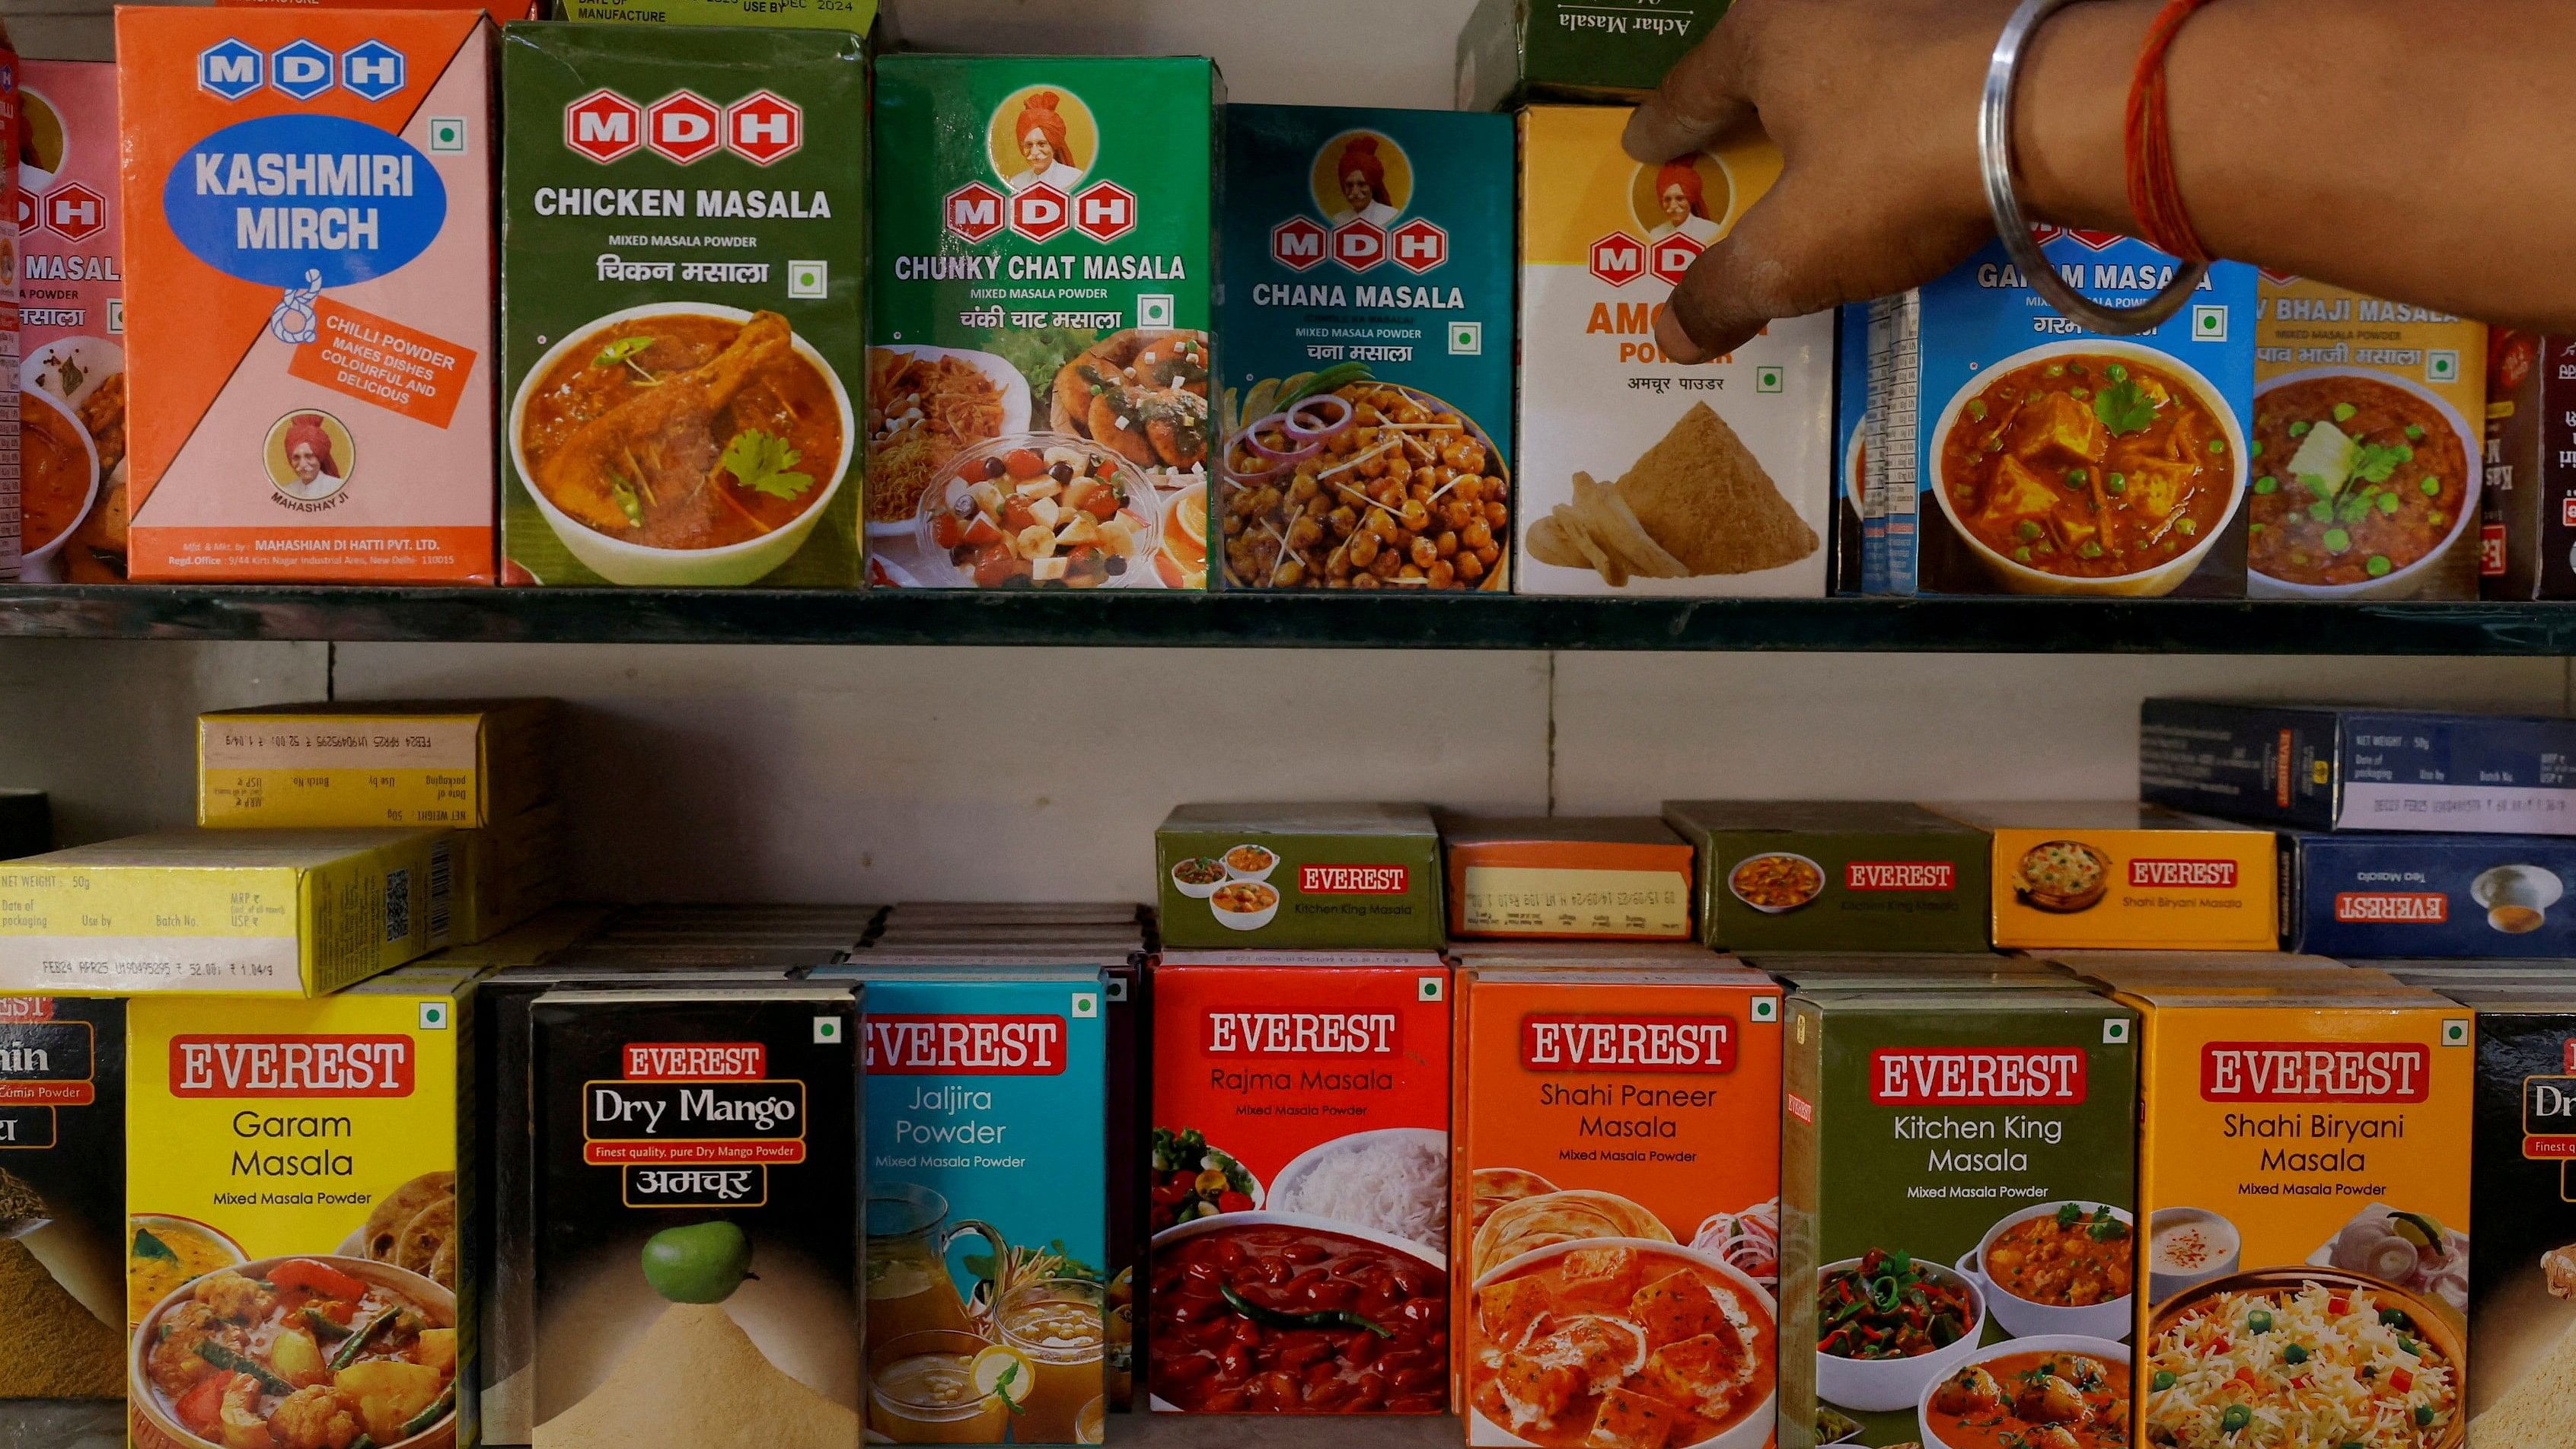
(644, 1220, 756, 1304)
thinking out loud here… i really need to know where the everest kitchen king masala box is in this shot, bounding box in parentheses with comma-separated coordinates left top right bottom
(1156, 803, 1444, 951)
(117, 8, 499, 583)
(125, 967, 472, 1449)
(1454, 960, 1784, 1449)
(0, 996, 124, 1402)
(1780, 982, 2138, 1449)
(1148, 957, 1452, 1414)
(529, 985, 861, 1449)
(2117, 982, 2471, 1449)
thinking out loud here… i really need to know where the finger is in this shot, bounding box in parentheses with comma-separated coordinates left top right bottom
(1623, 14, 1757, 164)
(1653, 172, 1841, 364)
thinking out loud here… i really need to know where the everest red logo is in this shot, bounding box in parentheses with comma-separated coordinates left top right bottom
(2129, 858, 2237, 890)
(170, 1037, 415, 1097)
(1589, 233, 1646, 288)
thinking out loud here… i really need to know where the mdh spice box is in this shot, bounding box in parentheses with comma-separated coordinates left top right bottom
(500, 24, 866, 589)
(0, 996, 123, 1401)
(1517, 106, 1831, 597)
(1217, 104, 1515, 593)
(2252, 276, 2485, 599)
(1663, 801, 1991, 954)
(16, 60, 125, 584)
(199, 697, 556, 829)
(871, 56, 1219, 591)
(118, 9, 498, 583)
(529, 984, 861, 1449)
(2117, 983, 2472, 1449)
(1156, 803, 1444, 951)
(1442, 816, 1694, 941)
(125, 968, 471, 1449)
(1147, 957, 1451, 1414)
(1454, 960, 1784, 1449)
(1934, 801, 2278, 951)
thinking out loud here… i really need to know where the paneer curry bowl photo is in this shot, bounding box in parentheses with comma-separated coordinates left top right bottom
(1930, 340, 2248, 597)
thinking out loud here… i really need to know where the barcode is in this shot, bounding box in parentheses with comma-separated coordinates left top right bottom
(427, 842, 453, 945)
(384, 868, 411, 944)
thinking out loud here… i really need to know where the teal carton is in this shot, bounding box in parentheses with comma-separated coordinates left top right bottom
(831, 963, 1111, 1444)
(1216, 105, 1515, 591)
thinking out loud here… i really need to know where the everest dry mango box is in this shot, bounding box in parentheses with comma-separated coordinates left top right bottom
(1516, 107, 1832, 598)
(199, 698, 555, 829)
(0, 827, 451, 996)
(16, 60, 126, 586)
(118, 8, 499, 583)
(2122, 985, 2472, 1449)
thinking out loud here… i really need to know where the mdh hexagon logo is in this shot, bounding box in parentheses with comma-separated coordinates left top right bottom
(1270, 216, 1325, 272)
(8, 189, 30, 236)
(1073, 180, 1136, 244)
(945, 182, 1006, 244)
(43, 183, 107, 244)
(1009, 184, 1071, 244)
(269, 40, 336, 102)
(1331, 218, 1387, 272)
(565, 89, 642, 164)
(1650, 233, 1701, 287)
(1391, 218, 1448, 275)
(645, 91, 724, 166)
(724, 91, 802, 167)
(340, 40, 406, 103)
(1589, 232, 1647, 288)
(563, 88, 805, 167)
(196, 38, 405, 102)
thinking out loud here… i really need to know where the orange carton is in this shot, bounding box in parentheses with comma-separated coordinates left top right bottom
(1442, 816, 1697, 941)
(2125, 982, 2472, 1447)
(1455, 956, 1782, 1448)
(117, 9, 497, 582)
(1936, 801, 2278, 951)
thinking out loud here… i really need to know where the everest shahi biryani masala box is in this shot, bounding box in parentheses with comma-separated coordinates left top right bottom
(1147, 956, 1452, 1414)
(1516, 106, 1831, 598)
(118, 9, 498, 583)
(2109, 979, 2472, 1449)
(1934, 801, 2278, 951)
(1455, 958, 1784, 1449)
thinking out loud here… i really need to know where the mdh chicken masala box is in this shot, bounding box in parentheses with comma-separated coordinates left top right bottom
(1147, 957, 1452, 1414)
(1516, 106, 1832, 598)
(2107, 980, 2472, 1449)
(0, 995, 124, 1402)
(117, 8, 499, 583)
(1453, 959, 1784, 1449)
(1779, 982, 2138, 1449)
(124, 967, 472, 1449)
(16, 59, 127, 585)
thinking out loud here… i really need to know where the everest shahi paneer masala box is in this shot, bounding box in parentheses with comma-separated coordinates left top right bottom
(1454, 960, 1784, 1449)
(2110, 980, 2472, 1449)
(1147, 957, 1452, 1414)
(124, 967, 472, 1449)
(118, 8, 499, 583)
(1516, 106, 1831, 598)
(500, 24, 867, 589)
(871, 56, 1219, 591)
(1781, 982, 2138, 1449)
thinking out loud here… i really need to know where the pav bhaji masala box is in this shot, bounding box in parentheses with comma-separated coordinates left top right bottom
(16, 59, 126, 584)
(117, 8, 499, 583)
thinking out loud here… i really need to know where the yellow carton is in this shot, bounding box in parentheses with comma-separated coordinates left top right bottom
(448, 802, 566, 947)
(199, 699, 556, 829)
(1936, 801, 2278, 951)
(0, 828, 451, 996)
(125, 967, 473, 1449)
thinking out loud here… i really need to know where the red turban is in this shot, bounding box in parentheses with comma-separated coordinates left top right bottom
(1339, 135, 1390, 206)
(282, 415, 340, 479)
(1015, 91, 1074, 167)
(1657, 161, 1709, 220)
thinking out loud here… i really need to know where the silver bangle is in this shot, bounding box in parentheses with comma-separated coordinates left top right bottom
(1981, 0, 2208, 335)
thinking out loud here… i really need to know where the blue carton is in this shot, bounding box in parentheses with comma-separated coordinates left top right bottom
(2142, 698, 2576, 833)
(1868, 232, 2257, 596)
(2283, 830, 2576, 957)
(1216, 104, 1515, 590)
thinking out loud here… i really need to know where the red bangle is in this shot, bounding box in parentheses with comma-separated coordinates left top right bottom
(2124, 0, 2220, 263)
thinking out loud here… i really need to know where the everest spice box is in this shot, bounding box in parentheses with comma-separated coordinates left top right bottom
(1454, 0, 1730, 109)
(870, 56, 1219, 591)
(1516, 106, 1831, 598)
(2252, 277, 2486, 599)
(1147, 957, 1452, 1414)
(1441, 816, 1693, 941)
(500, 24, 867, 589)
(17, 60, 126, 585)
(0, 997, 123, 1401)
(1454, 961, 1783, 1448)
(2122, 983, 2472, 1448)
(2141, 697, 2576, 834)
(556, 0, 866, 30)
(528, 985, 861, 1449)
(2281, 831, 2576, 958)
(829, 963, 1111, 1444)
(1156, 803, 1443, 951)
(199, 697, 555, 828)
(0, 826, 451, 995)
(124, 969, 472, 1449)
(1664, 801, 1992, 954)
(1780, 984, 2138, 1449)
(1934, 801, 2278, 951)
(1216, 104, 1515, 593)
(117, 8, 499, 583)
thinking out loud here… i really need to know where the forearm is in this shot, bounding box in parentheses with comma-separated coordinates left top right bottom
(2019, 0, 2576, 328)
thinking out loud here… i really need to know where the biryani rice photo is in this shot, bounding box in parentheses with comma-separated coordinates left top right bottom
(2143, 1279, 2459, 1449)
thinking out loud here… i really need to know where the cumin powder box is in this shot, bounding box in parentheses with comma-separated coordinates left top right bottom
(119, 8, 499, 583)
(1442, 816, 1694, 941)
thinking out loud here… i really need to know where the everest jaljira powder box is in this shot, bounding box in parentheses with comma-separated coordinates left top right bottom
(1454, 959, 1784, 1449)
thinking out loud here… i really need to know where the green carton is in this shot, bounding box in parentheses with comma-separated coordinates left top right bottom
(558, 0, 876, 31)
(1156, 803, 1443, 950)
(1455, 0, 1731, 110)
(1665, 801, 1993, 953)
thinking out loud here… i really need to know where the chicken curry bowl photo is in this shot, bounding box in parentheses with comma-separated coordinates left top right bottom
(1931, 340, 2247, 597)
(510, 302, 856, 588)
(129, 1253, 459, 1449)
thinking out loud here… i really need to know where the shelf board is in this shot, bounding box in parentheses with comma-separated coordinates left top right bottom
(2, 586, 2572, 651)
